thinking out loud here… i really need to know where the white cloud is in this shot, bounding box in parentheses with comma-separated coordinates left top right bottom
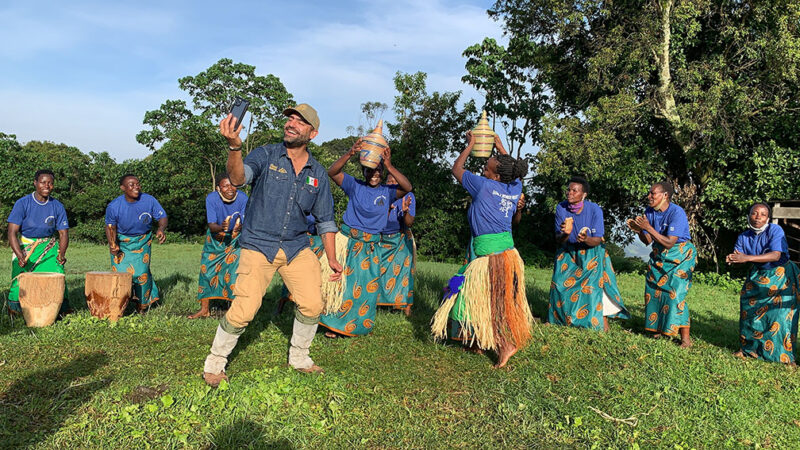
(232, 0, 505, 143)
(0, 0, 511, 159)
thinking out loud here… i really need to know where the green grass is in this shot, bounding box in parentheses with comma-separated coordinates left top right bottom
(1, 243, 799, 448)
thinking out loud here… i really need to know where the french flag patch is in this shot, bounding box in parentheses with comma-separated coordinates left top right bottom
(305, 176, 318, 187)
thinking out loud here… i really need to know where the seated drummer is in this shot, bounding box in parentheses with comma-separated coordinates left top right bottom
(6, 169, 71, 316)
(105, 174, 167, 313)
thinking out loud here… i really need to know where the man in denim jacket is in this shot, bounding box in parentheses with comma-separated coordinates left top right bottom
(203, 103, 342, 386)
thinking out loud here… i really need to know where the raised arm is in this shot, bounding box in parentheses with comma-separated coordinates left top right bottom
(452, 131, 475, 184)
(221, 114, 246, 186)
(401, 195, 415, 228)
(493, 133, 509, 156)
(328, 139, 360, 187)
(512, 194, 525, 225)
(382, 146, 412, 197)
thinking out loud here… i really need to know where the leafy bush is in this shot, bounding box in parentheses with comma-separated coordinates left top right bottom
(693, 272, 743, 291)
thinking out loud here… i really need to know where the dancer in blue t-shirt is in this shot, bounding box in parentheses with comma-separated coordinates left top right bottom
(105, 174, 167, 313)
(319, 139, 412, 338)
(7, 169, 71, 315)
(189, 173, 249, 319)
(628, 181, 696, 347)
(726, 203, 799, 364)
(548, 176, 629, 331)
(376, 173, 417, 316)
(431, 132, 533, 368)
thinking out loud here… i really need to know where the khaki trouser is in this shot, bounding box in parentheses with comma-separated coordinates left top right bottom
(225, 247, 323, 328)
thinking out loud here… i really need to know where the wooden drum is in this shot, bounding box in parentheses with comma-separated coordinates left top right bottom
(18, 272, 65, 327)
(85, 271, 132, 321)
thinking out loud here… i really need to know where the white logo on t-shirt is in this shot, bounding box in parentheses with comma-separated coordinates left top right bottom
(492, 190, 520, 218)
(139, 212, 153, 224)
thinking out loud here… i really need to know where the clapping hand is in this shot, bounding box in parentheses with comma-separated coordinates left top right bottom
(402, 194, 412, 213)
(726, 250, 748, 264)
(633, 215, 651, 233)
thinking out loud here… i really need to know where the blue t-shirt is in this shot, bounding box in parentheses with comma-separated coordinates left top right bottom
(734, 223, 790, 270)
(554, 200, 605, 244)
(340, 173, 398, 234)
(383, 192, 416, 234)
(306, 214, 317, 235)
(462, 171, 522, 237)
(206, 191, 249, 232)
(643, 203, 691, 243)
(105, 193, 167, 236)
(7, 193, 69, 238)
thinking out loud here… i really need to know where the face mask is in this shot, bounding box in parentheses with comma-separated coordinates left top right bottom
(566, 200, 584, 213)
(217, 188, 238, 204)
(748, 217, 768, 235)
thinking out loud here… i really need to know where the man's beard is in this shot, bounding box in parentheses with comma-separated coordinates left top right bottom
(284, 134, 310, 148)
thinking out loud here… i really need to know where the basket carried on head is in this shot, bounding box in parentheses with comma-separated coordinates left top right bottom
(471, 110, 495, 158)
(360, 120, 387, 169)
(18, 272, 65, 327)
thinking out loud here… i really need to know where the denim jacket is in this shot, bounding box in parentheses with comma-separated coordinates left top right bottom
(239, 143, 336, 262)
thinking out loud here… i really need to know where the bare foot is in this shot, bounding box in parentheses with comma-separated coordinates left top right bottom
(137, 305, 149, 314)
(494, 345, 518, 368)
(603, 317, 610, 332)
(651, 333, 664, 339)
(680, 338, 693, 349)
(188, 310, 210, 319)
(324, 331, 341, 339)
(732, 350, 745, 359)
(403, 305, 412, 317)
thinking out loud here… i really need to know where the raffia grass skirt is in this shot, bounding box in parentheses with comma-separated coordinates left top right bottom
(432, 248, 533, 351)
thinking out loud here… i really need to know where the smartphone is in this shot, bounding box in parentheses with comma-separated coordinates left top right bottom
(229, 97, 250, 131)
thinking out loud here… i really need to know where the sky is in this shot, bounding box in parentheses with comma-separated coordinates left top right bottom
(0, 0, 506, 162)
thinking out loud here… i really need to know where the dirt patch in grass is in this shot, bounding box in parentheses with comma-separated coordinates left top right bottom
(125, 384, 169, 404)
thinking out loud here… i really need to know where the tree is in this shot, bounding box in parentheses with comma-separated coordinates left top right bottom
(135, 59, 294, 236)
(346, 102, 388, 137)
(462, 36, 549, 158)
(136, 58, 294, 191)
(489, 0, 800, 268)
(387, 71, 479, 261)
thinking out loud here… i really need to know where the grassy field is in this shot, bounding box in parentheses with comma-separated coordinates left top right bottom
(1, 243, 799, 449)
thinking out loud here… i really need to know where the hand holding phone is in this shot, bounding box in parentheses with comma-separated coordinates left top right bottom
(230, 97, 250, 131)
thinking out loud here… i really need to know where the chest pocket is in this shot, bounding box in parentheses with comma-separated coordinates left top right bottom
(268, 170, 289, 199)
(297, 183, 319, 213)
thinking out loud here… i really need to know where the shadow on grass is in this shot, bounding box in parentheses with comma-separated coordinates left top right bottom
(406, 270, 445, 343)
(690, 309, 743, 352)
(156, 272, 195, 301)
(0, 352, 110, 449)
(210, 419, 294, 449)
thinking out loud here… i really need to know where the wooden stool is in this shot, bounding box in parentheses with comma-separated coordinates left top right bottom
(85, 271, 132, 321)
(18, 272, 65, 327)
